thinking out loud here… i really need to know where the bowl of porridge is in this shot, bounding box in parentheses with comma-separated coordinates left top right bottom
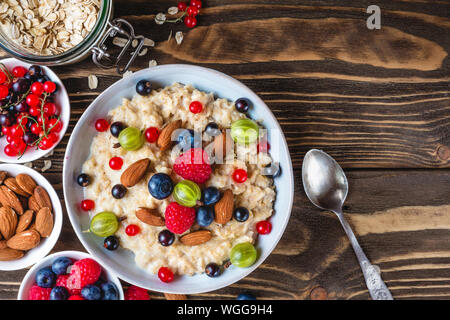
(62, 65, 294, 294)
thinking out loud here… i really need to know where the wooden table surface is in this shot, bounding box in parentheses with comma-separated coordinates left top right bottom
(0, 0, 449, 300)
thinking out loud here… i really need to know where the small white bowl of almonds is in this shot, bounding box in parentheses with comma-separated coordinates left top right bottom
(0, 163, 62, 271)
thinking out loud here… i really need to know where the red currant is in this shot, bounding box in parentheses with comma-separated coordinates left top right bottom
(187, 6, 199, 16)
(184, 15, 197, 28)
(144, 127, 159, 143)
(2, 126, 11, 136)
(257, 140, 270, 153)
(0, 71, 7, 84)
(31, 123, 43, 135)
(6, 135, 13, 143)
(43, 102, 56, 116)
(43, 81, 56, 93)
(48, 118, 62, 133)
(38, 136, 54, 150)
(256, 220, 272, 235)
(190, 0, 202, 9)
(81, 199, 95, 211)
(178, 1, 187, 11)
(95, 119, 109, 132)
(31, 82, 44, 95)
(125, 224, 140, 236)
(0, 85, 8, 100)
(10, 125, 24, 138)
(29, 106, 40, 117)
(12, 66, 27, 78)
(232, 168, 247, 183)
(189, 101, 203, 113)
(10, 138, 26, 154)
(16, 114, 27, 126)
(48, 132, 59, 143)
(158, 267, 174, 283)
(37, 115, 48, 126)
(109, 157, 123, 170)
(26, 94, 40, 108)
(4, 144, 18, 157)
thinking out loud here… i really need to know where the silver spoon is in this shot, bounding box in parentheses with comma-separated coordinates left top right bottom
(302, 149, 393, 300)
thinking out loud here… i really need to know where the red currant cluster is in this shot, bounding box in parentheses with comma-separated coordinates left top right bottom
(177, 0, 202, 28)
(0, 64, 62, 158)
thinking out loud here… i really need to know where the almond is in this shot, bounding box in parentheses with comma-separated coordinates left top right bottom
(120, 159, 151, 188)
(16, 210, 34, 234)
(28, 195, 40, 212)
(0, 248, 24, 261)
(4, 177, 29, 197)
(135, 207, 164, 226)
(0, 185, 23, 215)
(214, 131, 233, 160)
(33, 186, 52, 212)
(0, 240, 7, 249)
(164, 293, 187, 300)
(7, 230, 40, 251)
(214, 189, 233, 224)
(0, 206, 17, 240)
(16, 174, 37, 195)
(157, 120, 182, 151)
(35, 207, 53, 237)
(180, 230, 212, 246)
(0, 171, 7, 184)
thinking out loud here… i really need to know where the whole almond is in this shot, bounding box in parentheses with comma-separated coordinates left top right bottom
(7, 230, 40, 251)
(0, 240, 7, 249)
(0, 171, 7, 184)
(157, 120, 182, 151)
(16, 210, 34, 234)
(0, 185, 23, 215)
(214, 189, 233, 224)
(0, 206, 17, 240)
(35, 207, 53, 237)
(164, 293, 187, 300)
(0, 248, 24, 261)
(214, 131, 233, 159)
(33, 186, 52, 212)
(135, 207, 164, 226)
(4, 177, 29, 197)
(28, 195, 40, 212)
(16, 174, 37, 195)
(180, 230, 212, 246)
(120, 159, 151, 188)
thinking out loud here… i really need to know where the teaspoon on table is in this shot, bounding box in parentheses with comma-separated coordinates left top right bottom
(302, 149, 393, 300)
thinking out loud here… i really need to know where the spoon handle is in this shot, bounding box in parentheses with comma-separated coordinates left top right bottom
(336, 211, 393, 300)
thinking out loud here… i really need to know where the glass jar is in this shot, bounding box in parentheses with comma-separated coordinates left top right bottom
(0, 0, 144, 74)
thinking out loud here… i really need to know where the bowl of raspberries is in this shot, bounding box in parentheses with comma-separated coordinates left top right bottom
(18, 251, 123, 300)
(0, 58, 70, 163)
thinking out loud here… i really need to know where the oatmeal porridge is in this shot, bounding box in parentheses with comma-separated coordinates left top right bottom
(82, 83, 276, 276)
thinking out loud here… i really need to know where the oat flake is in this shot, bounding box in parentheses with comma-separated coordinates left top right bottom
(167, 6, 178, 15)
(175, 31, 183, 45)
(88, 74, 98, 90)
(155, 13, 166, 25)
(149, 60, 157, 67)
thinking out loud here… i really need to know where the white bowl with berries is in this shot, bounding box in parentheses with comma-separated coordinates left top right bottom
(63, 65, 294, 294)
(0, 58, 70, 163)
(18, 250, 124, 300)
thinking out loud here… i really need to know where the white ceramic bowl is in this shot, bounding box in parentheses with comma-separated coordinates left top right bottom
(0, 58, 70, 163)
(0, 163, 62, 271)
(17, 250, 124, 300)
(63, 64, 294, 294)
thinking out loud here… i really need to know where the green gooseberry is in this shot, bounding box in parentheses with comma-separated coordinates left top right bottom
(90, 211, 119, 237)
(230, 242, 257, 268)
(230, 119, 259, 145)
(173, 180, 201, 207)
(118, 127, 144, 151)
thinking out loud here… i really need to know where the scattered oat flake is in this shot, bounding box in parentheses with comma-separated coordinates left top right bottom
(155, 13, 166, 25)
(168, 7, 178, 15)
(138, 48, 148, 56)
(41, 160, 52, 172)
(123, 70, 133, 78)
(143, 38, 155, 47)
(88, 74, 98, 89)
(112, 37, 128, 47)
(175, 31, 183, 45)
(23, 162, 33, 168)
(168, 30, 173, 41)
(149, 60, 157, 67)
(132, 39, 138, 48)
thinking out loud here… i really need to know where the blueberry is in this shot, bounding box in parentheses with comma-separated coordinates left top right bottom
(175, 129, 202, 151)
(205, 122, 221, 137)
(205, 263, 221, 277)
(35, 267, 56, 288)
(158, 229, 175, 246)
(136, 80, 152, 96)
(202, 187, 221, 205)
(196, 205, 215, 227)
(111, 184, 127, 199)
(104, 235, 120, 250)
(101, 282, 119, 300)
(51, 257, 73, 275)
(237, 293, 256, 300)
(234, 98, 252, 113)
(110, 121, 125, 137)
(233, 207, 249, 222)
(50, 286, 69, 300)
(77, 173, 91, 187)
(148, 173, 173, 200)
(81, 285, 102, 300)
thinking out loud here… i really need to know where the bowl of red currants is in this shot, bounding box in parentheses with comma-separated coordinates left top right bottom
(0, 58, 70, 163)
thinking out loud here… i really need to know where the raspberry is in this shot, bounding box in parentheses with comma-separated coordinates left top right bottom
(173, 148, 211, 184)
(56, 274, 80, 295)
(28, 285, 52, 300)
(68, 295, 85, 300)
(67, 258, 102, 291)
(165, 202, 195, 234)
(124, 286, 150, 300)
